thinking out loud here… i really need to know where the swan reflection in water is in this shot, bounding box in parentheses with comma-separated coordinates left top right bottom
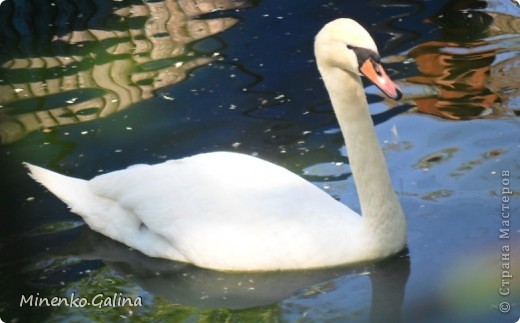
(49, 228, 410, 321)
(0, 0, 251, 144)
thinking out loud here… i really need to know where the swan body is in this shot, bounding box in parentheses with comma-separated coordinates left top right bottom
(26, 19, 407, 272)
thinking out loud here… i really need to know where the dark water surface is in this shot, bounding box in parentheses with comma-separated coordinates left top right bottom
(1, 0, 519, 322)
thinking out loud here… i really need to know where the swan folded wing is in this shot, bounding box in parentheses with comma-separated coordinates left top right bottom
(88, 152, 364, 270)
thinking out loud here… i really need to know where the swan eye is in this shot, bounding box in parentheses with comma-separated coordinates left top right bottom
(346, 45, 381, 68)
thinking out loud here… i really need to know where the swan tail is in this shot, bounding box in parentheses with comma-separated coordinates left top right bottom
(24, 163, 95, 215)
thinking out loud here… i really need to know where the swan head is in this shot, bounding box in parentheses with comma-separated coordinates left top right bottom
(315, 18, 402, 100)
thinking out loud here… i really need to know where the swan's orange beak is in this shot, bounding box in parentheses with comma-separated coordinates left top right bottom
(360, 59, 402, 100)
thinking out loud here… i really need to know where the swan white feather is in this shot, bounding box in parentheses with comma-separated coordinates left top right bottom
(26, 18, 407, 271)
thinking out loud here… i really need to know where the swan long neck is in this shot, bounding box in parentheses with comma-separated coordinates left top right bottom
(319, 66, 406, 248)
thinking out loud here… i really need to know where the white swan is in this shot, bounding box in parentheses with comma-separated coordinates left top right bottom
(25, 19, 406, 272)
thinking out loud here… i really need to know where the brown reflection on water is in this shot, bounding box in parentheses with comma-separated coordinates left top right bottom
(407, 40, 499, 120)
(393, 0, 520, 120)
(0, 0, 251, 144)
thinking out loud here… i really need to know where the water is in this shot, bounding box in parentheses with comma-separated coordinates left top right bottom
(1, 0, 519, 322)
